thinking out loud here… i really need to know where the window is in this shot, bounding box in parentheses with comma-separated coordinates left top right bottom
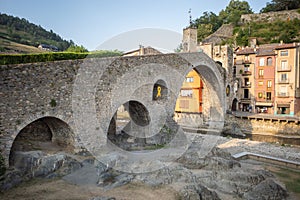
(281, 73, 287, 81)
(180, 89, 193, 97)
(245, 55, 250, 62)
(279, 86, 287, 96)
(259, 58, 264, 66)
(281, 60, 288, 70)
(266, 92, 271, 100)
(259, 81, 263, 86)
(185, 77, 194, 82)
(267, 57, 273, 66)
(259, 69, 264, 78)
(244, 89, 249, 99)
(233, 66, 236, 77)
(258, 92, 263, 98)
(267, 80, 272, 88)
(280, 50, 288, 56)
(244, 65, 250, 72)
(244, 78, 250, 86)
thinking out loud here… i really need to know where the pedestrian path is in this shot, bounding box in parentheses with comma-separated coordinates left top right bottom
(233, 151, 300, 170)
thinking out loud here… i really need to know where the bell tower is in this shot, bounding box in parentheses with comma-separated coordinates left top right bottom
(182, 9, 198, 52)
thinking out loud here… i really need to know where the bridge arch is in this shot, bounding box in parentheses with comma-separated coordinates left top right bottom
(178, 53, 225, 129)
(9, 116, 74, 167)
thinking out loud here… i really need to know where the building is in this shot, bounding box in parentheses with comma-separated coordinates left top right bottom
(233, 47, 256, 112)
(38, 44, 59, 52)
(122, 45, 162, 56)
(181, 27, 233, 112)
(254, 45, 277, 114)
(175, 69, 203, 113)
(274, 43, 300, 116)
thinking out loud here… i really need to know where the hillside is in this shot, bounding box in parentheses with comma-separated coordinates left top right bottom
(0, 13, 72, 53)
(201, 9, 300, 46)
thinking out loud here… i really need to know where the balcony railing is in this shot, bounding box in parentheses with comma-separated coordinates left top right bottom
(241, 83, 251, 88)
(277, 92, 289, 97)
(242, 71, 252, 76)
(277, 66, 291, 72)
(277, 79, 289, 84)
(242, 59, 252, 64)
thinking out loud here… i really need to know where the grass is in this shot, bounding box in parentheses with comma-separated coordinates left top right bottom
(268, 167, 300, 194)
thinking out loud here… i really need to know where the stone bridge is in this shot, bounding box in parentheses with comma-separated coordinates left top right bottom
(0, 52, 225, 167)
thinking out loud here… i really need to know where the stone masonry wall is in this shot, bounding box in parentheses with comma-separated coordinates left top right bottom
(0, 53, 225, 166)
(225, 114, 300, 135)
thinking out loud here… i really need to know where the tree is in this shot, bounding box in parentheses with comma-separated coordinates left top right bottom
(65, 45, 88, 53)
(219, 0, 253, 25)
(260, 0, 300, 13)
(193, 11, 222, 32)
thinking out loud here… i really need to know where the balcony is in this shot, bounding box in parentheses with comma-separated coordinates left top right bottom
(242, 71, 252, 76)
(277, 66, 291, 72)
(277, 92, 289, 97)
(277, 78, 289, 84)
(242, 59, 252, 64)
(241, 83, 251, 88)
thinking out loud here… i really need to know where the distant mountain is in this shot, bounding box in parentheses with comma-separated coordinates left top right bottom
(0, 13, 73, 53)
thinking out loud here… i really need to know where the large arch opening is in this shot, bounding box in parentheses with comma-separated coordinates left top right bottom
(107, 100, 151, 149)
(174, 68, 205, 127)
(9, 117, 74, 167)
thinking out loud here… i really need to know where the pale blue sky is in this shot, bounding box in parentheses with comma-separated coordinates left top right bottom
(0, 0, 270, 51)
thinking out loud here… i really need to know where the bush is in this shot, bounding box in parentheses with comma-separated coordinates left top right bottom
(0, 51, 122, 65)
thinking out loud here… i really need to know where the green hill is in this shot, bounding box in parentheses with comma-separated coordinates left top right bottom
(0, 13, 72, 53)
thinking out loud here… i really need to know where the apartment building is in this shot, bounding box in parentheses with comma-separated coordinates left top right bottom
(274, 43, 300, 116)
(254, 45, 277, 114)
(233, 47, 256, 112)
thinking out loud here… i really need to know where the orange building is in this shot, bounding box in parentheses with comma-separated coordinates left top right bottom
(175, 69, 203, 113)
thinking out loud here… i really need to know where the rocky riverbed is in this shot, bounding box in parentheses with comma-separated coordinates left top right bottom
(0, 133, 299, 200)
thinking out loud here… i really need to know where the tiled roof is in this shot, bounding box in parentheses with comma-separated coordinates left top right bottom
(275, 43, 300, 50)
(235, 47, 256, 55)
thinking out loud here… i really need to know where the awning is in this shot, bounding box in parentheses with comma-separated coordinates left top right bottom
(277, 104, 290, 108)
(255, 102, 273, 106)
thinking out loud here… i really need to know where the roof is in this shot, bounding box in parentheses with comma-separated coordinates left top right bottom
(275, 43, 300, 50)
(235, 47, 256, 55)
(256, 46, 276, 56)
(123, 46, 162, 56)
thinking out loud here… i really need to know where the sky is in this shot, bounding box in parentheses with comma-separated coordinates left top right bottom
(0, 0, 270, 51)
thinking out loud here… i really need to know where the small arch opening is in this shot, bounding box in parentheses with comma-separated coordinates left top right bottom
(153, 79, 168, 101)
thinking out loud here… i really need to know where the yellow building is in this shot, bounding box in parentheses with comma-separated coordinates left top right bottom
(175, 69, 203, 113)
(274, 43, 300, 116)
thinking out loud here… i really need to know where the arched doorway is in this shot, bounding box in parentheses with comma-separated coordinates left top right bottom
(9, 117, 74, 166)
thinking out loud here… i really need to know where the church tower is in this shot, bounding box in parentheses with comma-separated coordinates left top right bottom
(182, 9, 198, 52)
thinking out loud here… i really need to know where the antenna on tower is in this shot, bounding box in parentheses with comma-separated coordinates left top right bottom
(189, 8, 192, 26)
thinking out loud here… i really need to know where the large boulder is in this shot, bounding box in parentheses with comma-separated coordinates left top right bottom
(244, 179, 288, 200)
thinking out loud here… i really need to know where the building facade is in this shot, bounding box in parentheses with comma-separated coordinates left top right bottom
(175, 69, 203, 113)
(274, 43, 300, 116)
(233, 47, 256, 112)
(254, 45, 277, 114)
